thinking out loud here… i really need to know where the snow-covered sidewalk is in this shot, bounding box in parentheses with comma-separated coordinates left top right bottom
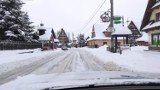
(82, 46, 160, 73)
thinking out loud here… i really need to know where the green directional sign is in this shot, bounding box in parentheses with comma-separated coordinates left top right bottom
(113, 16, 122, 20)
(113, 16, 122, 24)
(114, 21, 122, 24)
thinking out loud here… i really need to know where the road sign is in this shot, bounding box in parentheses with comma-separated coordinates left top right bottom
(114, 16, 122, 24)
(100, 12, 110, 23)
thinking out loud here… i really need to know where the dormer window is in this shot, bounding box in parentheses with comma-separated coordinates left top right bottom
(156, 12, 160, 21)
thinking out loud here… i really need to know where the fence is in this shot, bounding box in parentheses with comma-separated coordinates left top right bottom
(0, 40, 42, 50)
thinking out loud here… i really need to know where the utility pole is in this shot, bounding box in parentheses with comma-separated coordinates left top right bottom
(110, 0, 114, 28)
(110, 0, 115, 53)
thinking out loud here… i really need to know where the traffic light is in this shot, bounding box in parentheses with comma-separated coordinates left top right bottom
(113, 16, 123, 24)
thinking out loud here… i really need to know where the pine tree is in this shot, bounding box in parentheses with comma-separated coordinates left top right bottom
(77, 34, 86, 47)
(0, 0, 34, 41)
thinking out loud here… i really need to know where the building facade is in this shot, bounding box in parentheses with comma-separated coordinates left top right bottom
(38, 23, 57, 50)
(57, 28, 69, 45)
(141, 0, 160, 50)
(128, 21, 142, 45)
(87, 24, 132, 48)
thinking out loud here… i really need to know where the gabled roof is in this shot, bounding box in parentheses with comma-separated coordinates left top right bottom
(152, 1, 160, 9)
(128, 21, 142, 37)
(51, 28, 56, 38)
(88, 23, 131, 41)
(129, 21, 141, 30)
(39, 29, 52, 40)
(136, 32, 148, 42)
(37, 25, 46, 30)
(112, 24, 132, 35)
(140, 0, 158, 31)
(58, 28, 69, 41)
(142, 21, 160, 30)
(91, 23, 109, 40)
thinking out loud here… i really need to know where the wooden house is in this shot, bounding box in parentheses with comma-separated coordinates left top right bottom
(128, 21, 142, 45)
(57, 28, 69, 45)
(141, 0, 160, 50)
(38, 23, 57, 50)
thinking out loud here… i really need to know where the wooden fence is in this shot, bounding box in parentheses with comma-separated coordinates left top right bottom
(0, 40, 42, 50)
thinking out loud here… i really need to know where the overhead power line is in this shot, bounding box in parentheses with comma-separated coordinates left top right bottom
(77, 0, 106, 34)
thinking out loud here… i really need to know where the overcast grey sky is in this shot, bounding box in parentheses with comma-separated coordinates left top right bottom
(22, 0, 148, 36)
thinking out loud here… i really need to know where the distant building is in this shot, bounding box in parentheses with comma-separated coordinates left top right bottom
(87, 24, 132, 48)
(128, 21, 142, 45)
(37, 23, 58, 49)
(71, 33, 77, 47)
(57, 28, 69, 45)
(136, 32, 149, 46)
(141, 0, 160, 50)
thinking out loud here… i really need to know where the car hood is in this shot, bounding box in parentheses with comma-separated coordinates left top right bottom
(1, 71, 160, 90)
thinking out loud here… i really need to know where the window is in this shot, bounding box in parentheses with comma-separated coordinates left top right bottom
(156, 13, 160, 21)
(103, 42, 107, 45)
(118, 42, 121, 45)
(159, 34, 160, 44)
(152, 34, 160, 45)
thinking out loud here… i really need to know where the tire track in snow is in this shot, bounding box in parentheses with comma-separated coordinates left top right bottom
(78, 50, 106, 71)
(49, 51, 75, 73)
(32, 51, 72, 74)
(0, 51, 66, 85)
(71, 51, 88, 72)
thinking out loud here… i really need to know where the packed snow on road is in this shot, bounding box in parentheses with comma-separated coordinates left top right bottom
(0, 46, 160, 90)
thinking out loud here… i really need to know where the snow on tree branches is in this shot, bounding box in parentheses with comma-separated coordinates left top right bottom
(0, 0, 37, 42)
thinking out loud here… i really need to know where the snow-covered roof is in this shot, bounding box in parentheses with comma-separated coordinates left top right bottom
(88, 24, 128, 41)
(136, 32, 148, 42)
(91, 23, 109, 40)
(142, 21, 160, 30)
(54, 39, 59, 42)
(37, 25, 46, 30)
(39, 29, 51, 40)
(112, 24, 132, 35)
(152, 1, 160, 9)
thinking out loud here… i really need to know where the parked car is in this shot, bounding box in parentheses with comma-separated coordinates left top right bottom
(61, 46, 68, 50)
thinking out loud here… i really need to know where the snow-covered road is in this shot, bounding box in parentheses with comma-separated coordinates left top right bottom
(30, 49, 106, 74)
(0, 49, 108, 85)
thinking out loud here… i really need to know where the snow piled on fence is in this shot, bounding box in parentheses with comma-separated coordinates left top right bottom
(83, 46, 160, 73)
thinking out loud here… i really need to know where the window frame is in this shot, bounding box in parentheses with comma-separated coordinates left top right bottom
(156, 12, 160, 22)
(103, 42, 107, 45)
(152, 33, 160, 45)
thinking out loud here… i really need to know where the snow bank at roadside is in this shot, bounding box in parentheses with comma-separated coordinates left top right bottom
(0, 49, 62, 75)
(83, 46, 160, 73)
